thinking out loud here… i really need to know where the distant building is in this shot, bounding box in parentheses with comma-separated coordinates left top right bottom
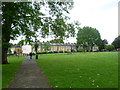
(78, 44, 99, 52)
(10, 45, 22, 54)
(117, 48, 120, 51)
(9, 42, 99, 55)
(22, 45, 32, 54)
(31, 42, 77, 52)
(92, 45, 99, 51)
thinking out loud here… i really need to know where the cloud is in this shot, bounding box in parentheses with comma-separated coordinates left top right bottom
(68, 0, 118, 44)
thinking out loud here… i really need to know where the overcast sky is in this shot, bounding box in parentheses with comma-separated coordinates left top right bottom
(10, 0, 119, 44)
(66, 0, 118, 44)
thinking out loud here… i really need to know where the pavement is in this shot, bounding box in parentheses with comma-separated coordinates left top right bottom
(8, 56, 51, 88)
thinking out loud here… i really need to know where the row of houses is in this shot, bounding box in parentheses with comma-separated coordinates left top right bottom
(32, 42, 77, 52)
(9, 42, 99, 54)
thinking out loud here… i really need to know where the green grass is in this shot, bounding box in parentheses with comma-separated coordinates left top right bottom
(36, 52, 118, 88)
(2, 56, 26, 88)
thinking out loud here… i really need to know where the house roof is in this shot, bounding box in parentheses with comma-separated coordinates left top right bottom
(31, 42, 76, 46)
(12, 45, 21, 48)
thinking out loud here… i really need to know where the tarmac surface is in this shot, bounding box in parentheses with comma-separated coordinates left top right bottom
(8, 56, 51, 88)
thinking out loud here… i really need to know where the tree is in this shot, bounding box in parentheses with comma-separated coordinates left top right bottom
(2, 1, 74, 64)
(112, 35, 120, 49)
(103, 39, 108, 45)
(50, 38, 64, 43)
(14, 51, 17, 55)
(8, 48, 12, 54)
(42, 42, 51, 52)
(18, 39, 33, 46)
(34, 42, 39, 54)
(105, 45, 115, 51)
(77, 26, 102, 52)
(18, 40, 25, 45)
(99, 39, 108, 51)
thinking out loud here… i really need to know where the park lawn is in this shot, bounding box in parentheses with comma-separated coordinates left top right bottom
(2, 56, 26, 88)
(36, 52, 118, 88)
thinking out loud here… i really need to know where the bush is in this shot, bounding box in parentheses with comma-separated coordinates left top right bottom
(78, 47, 84, 52)
(105, 45, 115, 51)
(93, 50, 99, 52)
(59, 51, 64, 53)
(37, 51, 47, 54)
(53, 51, 58, 53)
(42, 51, 47, 54)
(37, 52, 41, 54)
(14, 51, 17, 54)
(48, 51, 54, 54)
(71, 49, 77, 52)
(64, 51, 68, 53)
(32, 53, 35, 55)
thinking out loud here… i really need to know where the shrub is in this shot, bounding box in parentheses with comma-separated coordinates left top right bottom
(71, 49, 77, 52)
(37, 52, 41, 54)
(105, 45, 115, 51)
(48, 51, 53, 54)
(59, 51, 64, 53)
(93, 50, 99, 52)
(37, 51, 47, 54)
(53, 51, 58, 53)
(32, 53, 35, 55)
(64, 51, 68, 53)
(42, 51, 47, 54)
(14, 51, 17, 54)
(78, 47, 84, 52)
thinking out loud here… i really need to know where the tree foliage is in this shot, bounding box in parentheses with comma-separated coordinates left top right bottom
(105, 45, 115, 51)
(77, 26, 102, 52)
(17, 39, 33, 45)
(112, 35, 120, 49)
(34, 42, 39, 53)
(2, 1, 74, 64)
(50, 38, 64, 43)
(99, 39, 108, 51)
(17, 40, 24, 45)
(42, 42, 51, 52)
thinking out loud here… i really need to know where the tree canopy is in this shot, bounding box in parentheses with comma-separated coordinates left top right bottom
(34, 42, 39, 53)
(77, 26, 102, 52)
(17, 39, 33, 45)
(105, 45, 115, 51)
(42, 42, 51, 52)
(49, 38, 64, 43)
(99, 39, 108, 51)
(2, 1, 74, 64)
(112, 35, 120, 49)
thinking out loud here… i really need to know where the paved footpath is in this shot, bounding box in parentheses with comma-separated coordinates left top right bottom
(8, 56, 51, 88)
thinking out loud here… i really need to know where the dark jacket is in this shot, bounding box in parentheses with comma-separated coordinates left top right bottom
(29, 53, 32, 56)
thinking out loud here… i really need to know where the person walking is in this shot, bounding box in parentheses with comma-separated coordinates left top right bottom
(29, 52, 32, 59)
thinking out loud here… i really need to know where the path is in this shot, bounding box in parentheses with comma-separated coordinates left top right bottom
(8, 56, 51, 88)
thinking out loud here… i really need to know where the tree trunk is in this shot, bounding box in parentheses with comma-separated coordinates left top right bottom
(2, 23, 11, 64)
(2, 34, 10, 64)
(90, 46, 93, 52)
(83, 46, 86, 53)
(76, 45, 79, 52)
(2, 47, 9, 64)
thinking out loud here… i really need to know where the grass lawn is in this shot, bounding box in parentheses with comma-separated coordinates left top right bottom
(36, 52, 118, 88)
(2, 56, 26, 88)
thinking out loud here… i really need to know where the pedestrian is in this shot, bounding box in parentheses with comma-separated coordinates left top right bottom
(29, 52, 32, 59)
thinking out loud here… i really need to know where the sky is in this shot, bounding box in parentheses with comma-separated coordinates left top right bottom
(10, 0, 119, 44)
(66, 0, 118, 44)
